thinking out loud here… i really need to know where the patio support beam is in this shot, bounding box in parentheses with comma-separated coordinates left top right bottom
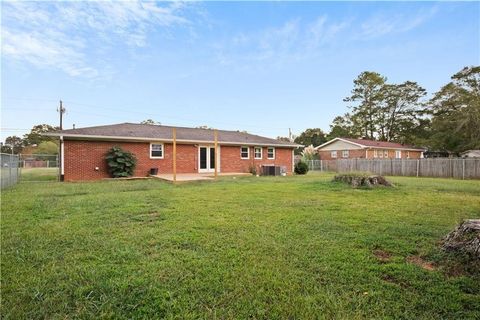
(173, 128, 177, 183)
(214, 129, 218, 179)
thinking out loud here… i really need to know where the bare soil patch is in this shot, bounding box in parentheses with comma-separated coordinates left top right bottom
(406, 255, 436, 271)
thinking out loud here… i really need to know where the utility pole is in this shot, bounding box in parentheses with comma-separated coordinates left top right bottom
(57, 100, 66, 181)
(58, 100, 66, 130)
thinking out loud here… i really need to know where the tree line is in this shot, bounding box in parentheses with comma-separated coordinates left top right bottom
(1, 124, 59, 155)
(286, 65, 479, 154)
(3, 66, 478, 155)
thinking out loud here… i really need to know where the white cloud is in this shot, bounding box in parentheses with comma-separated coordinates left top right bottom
(215, 15, 350, 67)
(360, 6, 438, 39)
(1, 1, 193, 78)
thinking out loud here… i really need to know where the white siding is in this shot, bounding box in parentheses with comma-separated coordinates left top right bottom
(319, 140, 363, 151)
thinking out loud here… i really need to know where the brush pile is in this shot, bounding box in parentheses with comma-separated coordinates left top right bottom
(333, 173, 393, 188)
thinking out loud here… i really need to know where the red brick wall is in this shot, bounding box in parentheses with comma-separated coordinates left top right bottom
(63, 140, 294, 181)
(220, 146, 293, 174)
(318, 148, 422, 160)
(64, 140, 197, 181)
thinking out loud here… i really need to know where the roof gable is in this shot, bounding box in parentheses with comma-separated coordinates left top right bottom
(316, 137, 425, 151)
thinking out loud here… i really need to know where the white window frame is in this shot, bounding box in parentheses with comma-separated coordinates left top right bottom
(254, 147, 262, 159)
(331, 151, 337, 158)
(240, 146, 249, 159)
(150, 143, 164, 159)
(342, 150, 349, 158)
(373, 150, 378, 158)
(384, 150, 388, 158)
(407, 151, 410, 159)
(267, 147, 275, 159)
(378, 150, 383, 158)
(395, 150, 402, 159)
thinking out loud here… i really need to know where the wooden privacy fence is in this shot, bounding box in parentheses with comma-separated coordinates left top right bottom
(307, 158, 480, 179)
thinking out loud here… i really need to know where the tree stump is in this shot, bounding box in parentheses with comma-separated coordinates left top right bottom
(333, 174, 393, 188)
(442, 219, 480, 258)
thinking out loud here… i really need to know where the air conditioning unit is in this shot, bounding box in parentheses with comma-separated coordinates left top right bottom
(262, 165, 281, 176)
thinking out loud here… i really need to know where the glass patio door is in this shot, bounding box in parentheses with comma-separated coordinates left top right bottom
(199, 146, 215, 173)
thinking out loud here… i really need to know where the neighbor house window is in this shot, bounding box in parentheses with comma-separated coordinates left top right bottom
(395, 150, 402, 159)
(342, 150, 349, 158)
(379, 150, 383, 158)
(267, 147, 275, 159)
(241, 146, 249, 159)
(373, 150, 378, 158)
(331, 151, 337, 158)
(254, 147, 262, 159)
(407, 151, 410, 159)
(384, 150, 388, 158)
(150, 143, 164, 158)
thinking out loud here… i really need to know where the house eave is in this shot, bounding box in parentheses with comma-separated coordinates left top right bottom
(315, 137, 425, 152)
(44, 133, 302, 148)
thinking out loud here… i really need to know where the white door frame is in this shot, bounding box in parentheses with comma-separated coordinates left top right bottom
(198, 145, 220, 173)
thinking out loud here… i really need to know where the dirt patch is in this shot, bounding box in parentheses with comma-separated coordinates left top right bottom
(373, 250, 392, 262)
(406, 255, 436, 271)
(381, 274, 410, 288)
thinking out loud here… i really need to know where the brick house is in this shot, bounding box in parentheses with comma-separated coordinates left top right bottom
(47, 123, 301, 181)
(315, 137, 425, 160)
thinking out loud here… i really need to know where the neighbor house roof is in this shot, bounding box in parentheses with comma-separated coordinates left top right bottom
(315, 137, 425, 151)
(45, 123, 302, 148)
(460, 150, 480, 157)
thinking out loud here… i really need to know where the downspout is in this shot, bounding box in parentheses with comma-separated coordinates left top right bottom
(60, 135, 64, 181)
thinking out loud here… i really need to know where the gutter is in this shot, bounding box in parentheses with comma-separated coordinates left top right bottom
(44, 133, 303, 148)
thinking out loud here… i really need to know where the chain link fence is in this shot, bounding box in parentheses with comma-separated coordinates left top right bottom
(1, 153, 20, 189)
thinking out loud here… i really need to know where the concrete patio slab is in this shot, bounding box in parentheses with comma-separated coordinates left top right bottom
(152, 172, 251, 182)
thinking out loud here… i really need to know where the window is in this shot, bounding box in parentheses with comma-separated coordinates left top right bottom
(373, 150, 378, 158)
(342, 150, 349, 158)
(331, 151, 337, 158)
(384, 150, 388, 158)
(379, 150, 383, 158)
(407, 151, 410, 159)
(254, 147, 262, 159)
(241, 146, 249, 159)
(150, 143, 164, 158)
(267, 147, 275, 159)
(395, 150, 402, 159)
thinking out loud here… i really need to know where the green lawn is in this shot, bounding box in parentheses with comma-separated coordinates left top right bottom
(1, 173, 479, 319)
(20, 168, 58, 182)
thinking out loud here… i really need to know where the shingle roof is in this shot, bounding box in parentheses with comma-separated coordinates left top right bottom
(317, 137, 425, 151)
(47, 123, 301, 147)
(342, 138, 424, 150)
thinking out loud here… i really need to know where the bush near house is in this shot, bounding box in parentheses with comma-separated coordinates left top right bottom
(294, 161, 309, 174)
(105, 146, 137, 178)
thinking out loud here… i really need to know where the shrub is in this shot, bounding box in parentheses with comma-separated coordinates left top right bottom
(248, 164, 257, 175)
(294, 161, 309, 175)
(105, 146, 137, 178)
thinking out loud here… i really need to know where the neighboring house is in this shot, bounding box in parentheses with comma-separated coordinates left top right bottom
(315, 137, 425, 160)
(460, 150, 480, 158)
(47, 123, 301, 181)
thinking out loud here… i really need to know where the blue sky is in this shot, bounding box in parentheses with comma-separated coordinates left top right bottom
(2, 1, 479, 141)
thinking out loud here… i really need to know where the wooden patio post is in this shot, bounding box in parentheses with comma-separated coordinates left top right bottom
(173, 128, 177, 183)
(214, 129, 218, 179)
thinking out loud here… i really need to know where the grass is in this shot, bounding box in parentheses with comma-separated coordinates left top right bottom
(20, 168, 58, 182)
(1, 173, 479, 319)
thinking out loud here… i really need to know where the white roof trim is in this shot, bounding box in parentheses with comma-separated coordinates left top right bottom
(44, 133, 302, 148)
